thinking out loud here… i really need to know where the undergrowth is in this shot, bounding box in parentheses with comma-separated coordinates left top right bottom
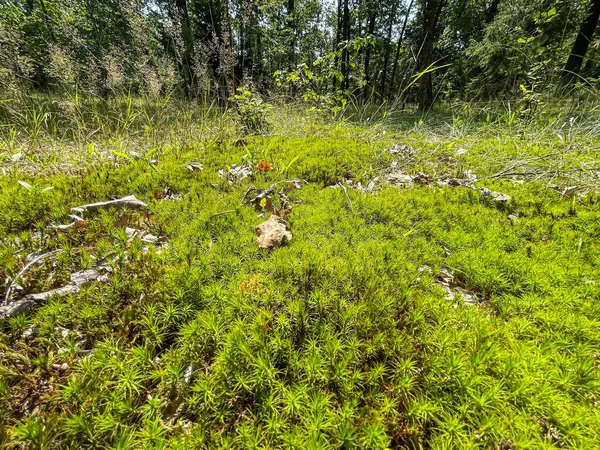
(1, 96, 600, 449)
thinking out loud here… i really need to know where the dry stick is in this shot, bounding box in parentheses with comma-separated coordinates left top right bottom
(3, 249, 66, 305)
(71, 195, 147, 212)
(339, 184, 355, 214)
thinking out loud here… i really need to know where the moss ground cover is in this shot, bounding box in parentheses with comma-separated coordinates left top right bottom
(1, 103, 600, 449)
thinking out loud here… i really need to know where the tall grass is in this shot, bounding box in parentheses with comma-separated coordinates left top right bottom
(0, 91, 237, 169)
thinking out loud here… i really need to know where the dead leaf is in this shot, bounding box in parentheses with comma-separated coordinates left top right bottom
(219, 164, 253, 185)
(386, 172, 414, 186)
(115, 214, 130, 228)
(478, 188, 512, 202)
(185, 162, 204, 172)
(463, 169, 477, 181)
(550, 185, 580, 197)
(154, 186, 181, 201)
(389, 143, 415, 157)
(435, 268, 479, 306)
(257, 161, 276, 172)
(437, 268, 454, 285)
(140, 211, 156, 223)
(74, 220, 89, 232)
(413, 172, 432, 186)
(51, 219, 88, 231)
(256, 215, 292, 249)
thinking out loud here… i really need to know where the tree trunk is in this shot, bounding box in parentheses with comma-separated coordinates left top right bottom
(341, 0, 351, 90)
(390, 0, 414, 98)
(364, 13, 376, 88)
(287, 0, 296, 68)
(380, 2, 397, 97)
(417, 0, 444, 110)
(563, 0, 600, 83)
(485, 0, 501, 24)
(175, 0, 195, 96)
(334, 0, 342, 89)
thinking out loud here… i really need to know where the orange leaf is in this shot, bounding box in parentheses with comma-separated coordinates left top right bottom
(257, 161, 273, 172)
(74, 220, 89, 232)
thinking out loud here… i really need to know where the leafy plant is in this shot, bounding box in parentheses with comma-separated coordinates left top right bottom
(229, 88, 272, 134)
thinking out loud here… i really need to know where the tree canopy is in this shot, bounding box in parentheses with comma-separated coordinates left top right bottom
(1, 0, 599, 107)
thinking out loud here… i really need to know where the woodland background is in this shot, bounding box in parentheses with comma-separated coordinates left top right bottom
(1, 0, 600, 110)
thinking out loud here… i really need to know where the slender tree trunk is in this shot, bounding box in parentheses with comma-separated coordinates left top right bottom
(226, 1, 236, 93)
(485, 0, 501, 24)
(287, 0, 296, 68)
(563, 0, 600, 82)
(380, 2, 397, 97)
(390, 0, 414, 98)
(334, 0, 342, 89)
(364, 13, 376, 88)
(417, 0, 444, 110)
(175, 0, 195, 96)
(341, 0, 351, 90)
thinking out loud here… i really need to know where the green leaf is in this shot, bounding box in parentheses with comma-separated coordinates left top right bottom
(113, 151, 130, 159)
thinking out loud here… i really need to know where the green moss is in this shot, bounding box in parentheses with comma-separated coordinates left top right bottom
(1, 107, 600, 449)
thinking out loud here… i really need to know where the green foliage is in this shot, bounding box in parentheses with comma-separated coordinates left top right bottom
(229, 87, 272, 133)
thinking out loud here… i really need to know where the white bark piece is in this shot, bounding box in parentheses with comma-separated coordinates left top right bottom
(71, 195, 147, 213)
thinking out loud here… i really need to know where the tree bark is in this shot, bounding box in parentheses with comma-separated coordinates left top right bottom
(563, 0, 600, 83)
(390, 0, 414, 98)
(334, 0, 342, 89)
(175, 0, 195, 96)
(380, 2, 397, 97)
(341, 0, 351, 90)
(485, 0, 501, 24)
(364, 12, 376, 88)
(287, 0, 296, 68)
(417, 0, 444, 110)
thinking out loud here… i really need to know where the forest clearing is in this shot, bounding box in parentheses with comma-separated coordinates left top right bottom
(2, 0, 600, 448)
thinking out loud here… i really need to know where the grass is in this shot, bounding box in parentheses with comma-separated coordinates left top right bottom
(1, 94, 600, 449)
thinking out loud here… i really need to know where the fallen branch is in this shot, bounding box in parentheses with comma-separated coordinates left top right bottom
(1, 268, 109, 320)
(4, 250, 65, 305)
(72, 195, 147, 213)
(0, 285, 80, 319)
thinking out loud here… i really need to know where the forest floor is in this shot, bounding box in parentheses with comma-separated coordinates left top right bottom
(1, 102, 600, 449)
